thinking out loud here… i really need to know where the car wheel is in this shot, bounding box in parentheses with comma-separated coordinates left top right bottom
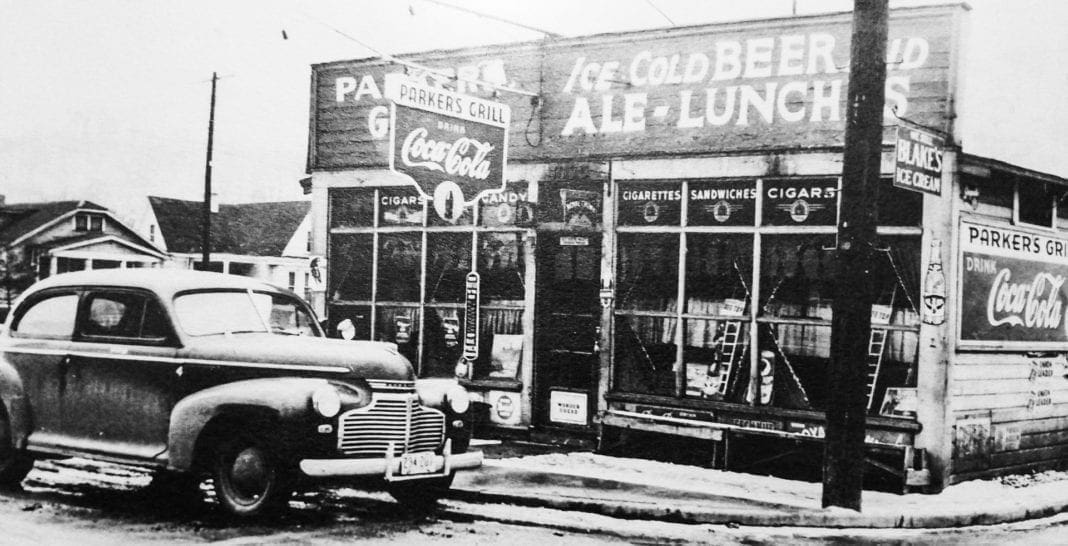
(0, 412, 32, 489)
(212, 435, 291, 517)
(387, 472, 455, 511)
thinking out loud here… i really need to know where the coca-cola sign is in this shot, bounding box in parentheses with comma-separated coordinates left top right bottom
(386, 76, 509, 206)
(959, 221, 1068, 348)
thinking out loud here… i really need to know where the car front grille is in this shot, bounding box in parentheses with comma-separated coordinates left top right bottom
(337, 388, 446, 457)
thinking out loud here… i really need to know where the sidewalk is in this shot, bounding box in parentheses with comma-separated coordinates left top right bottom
(450, 440, 1068, 528)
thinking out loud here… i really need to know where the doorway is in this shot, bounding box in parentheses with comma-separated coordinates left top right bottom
(534, 232, 601, 428)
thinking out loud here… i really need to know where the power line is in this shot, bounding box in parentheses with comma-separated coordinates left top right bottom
(291, 6, 539, 97)
(416, 0, 563, 38)
(643, 0, 676, 26)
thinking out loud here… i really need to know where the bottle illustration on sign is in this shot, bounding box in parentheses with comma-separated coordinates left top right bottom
(923, 239, 946, 325)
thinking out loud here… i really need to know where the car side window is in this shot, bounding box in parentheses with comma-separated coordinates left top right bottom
(81, 292, 171, 341)
(12, 294, 79, 338)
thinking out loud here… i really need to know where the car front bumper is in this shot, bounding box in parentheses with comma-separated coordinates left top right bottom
(298, 440, 483, 480)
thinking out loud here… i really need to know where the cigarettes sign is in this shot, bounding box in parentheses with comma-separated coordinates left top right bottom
(386, 77, 510, 206)
(893, 125, 945, 196)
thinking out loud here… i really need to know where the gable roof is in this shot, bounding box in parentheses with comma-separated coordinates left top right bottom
(149, 196, 310, 257)
(0, 200, 109, 247)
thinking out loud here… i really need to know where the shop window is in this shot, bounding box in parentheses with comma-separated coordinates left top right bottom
(616, 233, 678, 313)
(328, 233, 373, 301)
(378, 187, 425, 227)
(376, 306, 420, 364)
(478, 232, 525, 302)
(684, 234, 752, 313)
(757, 234, 921, 412)
(1018, 180, 1054, 228)
(376, 233, 421, 302)
(877, 177, 923, 226)
(328, 188, 374, 228)
(473, 309, 525, 381)
(478, 183, 531, 228)
(964, 173, 1013, 211)
(426, 233, 471, 303)
(761, 179, 839, 226)
(613, 232, 679, 397)
(1058, 190, 1068, 229)
(687, 180, 756, 226)
(326, 304, 371, 339)
(422, 307, 464, 378)
(618, 182, 682, 226)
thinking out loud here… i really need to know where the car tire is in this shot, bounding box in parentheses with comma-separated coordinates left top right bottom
(0, 411, 32, 489)
(387, 472, 455, 511)
(211, 434, 292, 517)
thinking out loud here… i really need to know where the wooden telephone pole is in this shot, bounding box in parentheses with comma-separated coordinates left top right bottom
(822, 0, 888, 510)
(201, 71, 218, 270)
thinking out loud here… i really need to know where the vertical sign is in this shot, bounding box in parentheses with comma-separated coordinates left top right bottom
(463, 272, 481, 361)
(385, 77, 510, 210)
(893, 125, 945, 196)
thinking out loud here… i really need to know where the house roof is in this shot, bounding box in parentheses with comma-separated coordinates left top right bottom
(0, 200, 109, 247)
(149, 196, 310, 257)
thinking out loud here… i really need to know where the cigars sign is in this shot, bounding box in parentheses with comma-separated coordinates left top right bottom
(386, 77, 510, 206)
(959, 221, 1068, 348)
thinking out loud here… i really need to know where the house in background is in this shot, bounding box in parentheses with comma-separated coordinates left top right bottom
(0, 196, 166, 317)
(146, 196, 317, 303)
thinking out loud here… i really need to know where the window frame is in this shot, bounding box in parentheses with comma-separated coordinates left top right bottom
(74, 288, 177, 346)
(9, 289, 81, 340)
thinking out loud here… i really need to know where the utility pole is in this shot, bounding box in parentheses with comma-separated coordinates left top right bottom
(201, 71, 218, 270)
(822, 0, 888, 510)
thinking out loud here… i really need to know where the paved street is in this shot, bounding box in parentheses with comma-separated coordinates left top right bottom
(3, 456, 1068, 544)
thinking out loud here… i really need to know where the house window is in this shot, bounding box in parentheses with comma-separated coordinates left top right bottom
(288, 271, 296, 292)
(74, 213, 104, 232)
(149, 225, 155, 242)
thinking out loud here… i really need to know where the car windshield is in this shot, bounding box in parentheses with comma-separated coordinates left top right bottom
(174, 290, 320, 337)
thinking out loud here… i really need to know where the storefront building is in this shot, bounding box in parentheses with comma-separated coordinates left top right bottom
(306, 4, 1068, 490)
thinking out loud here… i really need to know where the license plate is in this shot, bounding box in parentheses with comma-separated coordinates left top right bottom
(398, 451, 438, 476)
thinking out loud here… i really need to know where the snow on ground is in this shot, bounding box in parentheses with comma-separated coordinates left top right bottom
(486, 451, 1068, 515)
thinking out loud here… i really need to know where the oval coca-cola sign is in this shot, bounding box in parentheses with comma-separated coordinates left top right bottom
(960, 221, 1068, 348)
(386, 76, 509, 206)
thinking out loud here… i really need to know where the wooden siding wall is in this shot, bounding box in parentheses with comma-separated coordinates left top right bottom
(951, 352, 1068, 482)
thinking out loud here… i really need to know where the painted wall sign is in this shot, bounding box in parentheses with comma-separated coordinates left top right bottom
(463, 271, 481, 361)
(386, 77, 510, 205)
(761, 179, 839, 225)
(893, 125, 945, 195)
(617, 182, 682, 226)
(688, 180, 757, 226)
(922, 239, 947, 325)
(959, 221, 1068, 348)
(549, 390, 589, 425)
(312, 8, 956, 168)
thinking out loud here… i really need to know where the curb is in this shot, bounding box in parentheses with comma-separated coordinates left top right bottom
(448, 481, 1068, 529)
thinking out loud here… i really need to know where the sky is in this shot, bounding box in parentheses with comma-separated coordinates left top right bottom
(1, 0, 1066, 226)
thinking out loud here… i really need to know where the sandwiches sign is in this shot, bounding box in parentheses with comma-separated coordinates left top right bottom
(386, 76, 511, 209)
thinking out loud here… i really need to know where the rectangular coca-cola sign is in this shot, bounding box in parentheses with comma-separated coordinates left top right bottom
(959, 221, 1068, 348)
(386, 76, 509, 208)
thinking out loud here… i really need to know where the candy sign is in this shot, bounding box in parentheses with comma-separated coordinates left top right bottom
(386, 77, 510, 205)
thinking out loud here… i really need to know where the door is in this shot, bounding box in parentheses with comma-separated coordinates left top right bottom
(534, 232, 601, 427)
(64, 289, 180, 459)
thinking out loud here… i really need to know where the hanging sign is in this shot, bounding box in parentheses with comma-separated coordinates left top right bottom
(959, 221, 1068, 348)
(386, 76, 510, 207)
(462, 272, 481, 361)
(893, 125, 945, 196)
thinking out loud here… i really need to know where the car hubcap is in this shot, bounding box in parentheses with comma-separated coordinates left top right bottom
(228, 446, 271, 502)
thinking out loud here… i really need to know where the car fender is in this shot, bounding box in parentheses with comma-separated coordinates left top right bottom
(0, 357, 29, 449)
(167, 377, 331, 471)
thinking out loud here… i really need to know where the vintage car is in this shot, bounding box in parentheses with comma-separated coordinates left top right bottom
(0, 270, 481, 516)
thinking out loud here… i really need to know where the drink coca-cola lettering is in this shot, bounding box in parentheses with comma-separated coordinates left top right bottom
(986, 268, 1065, 331)
(400, 127, 494, 181)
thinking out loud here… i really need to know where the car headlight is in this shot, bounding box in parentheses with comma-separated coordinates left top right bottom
(445, 384, 470, 414)
(311, 385, 342, 418)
